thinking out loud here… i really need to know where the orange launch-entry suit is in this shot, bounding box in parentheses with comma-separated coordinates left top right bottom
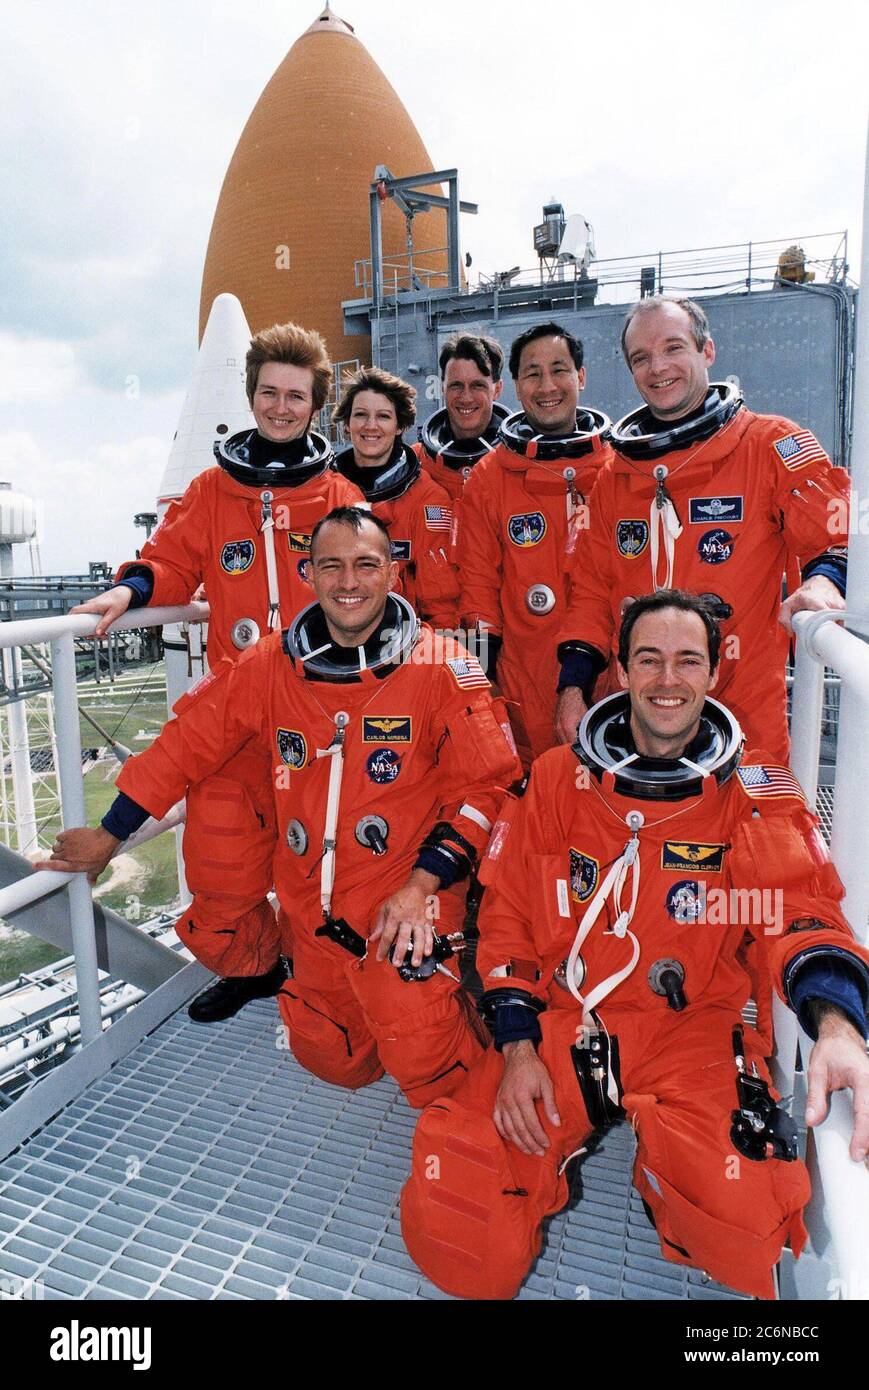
(117, 601, 521, 1106)
(401, 734, 869, 1299)
(458, 413, 610, 766)
(116, 443, 362, 975)
(559, 408, 849, 763)
(414, 401, 510, 566)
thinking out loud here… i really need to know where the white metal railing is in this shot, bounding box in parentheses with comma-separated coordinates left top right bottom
(790, 611, 869, 935)
(786, 608, 869, 1299)
(352, 232, 850, 306)
(0, 602, 208, 1047)
(0, 984, 146, 1081)
(778, 129, 869, 1298)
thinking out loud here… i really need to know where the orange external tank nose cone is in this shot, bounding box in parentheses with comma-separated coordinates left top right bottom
(199, 6, 449, 367)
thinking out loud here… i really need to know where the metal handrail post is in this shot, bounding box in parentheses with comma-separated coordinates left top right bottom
(370, 187, 382, 307)
(830, 124, 869, 946)
(788, 632, 825, 808)
(792, 610, 869, 945)
(799, 1028, 869, 1300)
(49, 631, 102, 1044)
(832, 675, 869, 947)
(447, 172, 460, 290)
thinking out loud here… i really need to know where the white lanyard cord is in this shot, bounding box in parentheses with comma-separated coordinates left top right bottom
(316, 712, 350, 918)
(260, 491, 282, 631)
(564, 816, 642, 1110)
(648, 468, 683, 590)
(566, 815, 643, 1022)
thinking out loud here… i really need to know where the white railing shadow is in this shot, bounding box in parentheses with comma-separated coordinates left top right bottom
(0, 602, 208, 1045)
(779, 607, 869, 1299)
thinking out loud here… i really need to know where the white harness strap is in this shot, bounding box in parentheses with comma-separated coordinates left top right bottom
(565, 810, 645, 1105)
(648, 466, 683, 590)
(260, 490, 282, 631)
(316, 711, 350, 919)
(565, 465, 587, 557)
(459, 802, 491, 834)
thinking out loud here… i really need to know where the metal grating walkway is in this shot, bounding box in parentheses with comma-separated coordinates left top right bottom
(0, 999, 743, 1301)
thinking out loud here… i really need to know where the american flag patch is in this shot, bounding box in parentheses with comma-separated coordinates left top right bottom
(736, 764, 806, 801)
(424, 505, 452, 531)
(772, 430, 827, 471)
(446, 655, 489, 690)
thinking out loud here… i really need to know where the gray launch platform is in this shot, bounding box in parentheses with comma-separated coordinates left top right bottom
(0, 999, 743, 1303)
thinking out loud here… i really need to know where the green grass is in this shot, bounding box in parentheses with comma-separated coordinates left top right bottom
(81, 768, 182, 918)
(0, 934, 65, 982)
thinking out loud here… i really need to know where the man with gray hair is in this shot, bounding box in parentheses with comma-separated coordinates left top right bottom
(554, 295, 849, 761)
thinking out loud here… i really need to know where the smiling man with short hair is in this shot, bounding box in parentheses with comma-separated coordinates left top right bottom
(43, 507, 521, 1106)
(456, 322, 611, 767)
(402, 590, 869, 1302)
(554, 296, 849, 760)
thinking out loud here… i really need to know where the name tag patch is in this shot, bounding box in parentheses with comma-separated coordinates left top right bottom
(662, 841, 725, 872)
(362, 716, 412, 743)
(689, 496, 743, 524)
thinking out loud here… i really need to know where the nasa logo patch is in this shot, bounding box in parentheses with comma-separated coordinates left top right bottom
(507, 512, 547, 547)
(616, 520, 649, 558)
(689, 496, 743, 524)
(390, 539, 412, 561)
(362, 717, 412, 743)
(297, 556, 312, 582)
(276, 729, 307, 769)
(366, 748, 402, 784)
(569, 848, 599, 903)
(220, 539, 256, 574)
(697, 528, 734, 564)
(665, 879, 704, 922)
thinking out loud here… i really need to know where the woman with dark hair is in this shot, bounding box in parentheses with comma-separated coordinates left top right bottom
(333, 367, 459, 628)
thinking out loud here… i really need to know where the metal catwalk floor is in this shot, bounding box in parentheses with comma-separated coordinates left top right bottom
(0, 999, 744, 1302)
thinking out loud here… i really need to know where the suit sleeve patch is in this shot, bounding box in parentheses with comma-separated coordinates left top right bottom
(445, 654, 490, 690)
(736, 764, 806, 802)
(772, 431, 827, 472)
(424, 505, 452, 531)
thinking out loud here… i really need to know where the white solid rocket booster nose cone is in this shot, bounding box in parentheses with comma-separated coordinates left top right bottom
(157, 292, 253, 509)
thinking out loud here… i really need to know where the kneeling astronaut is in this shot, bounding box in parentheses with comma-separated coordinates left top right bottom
(401, 589, 869, 1299)
(41, 508, 521, 1108)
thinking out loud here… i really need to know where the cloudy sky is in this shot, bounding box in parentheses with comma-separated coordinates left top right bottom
(2, 0, 867, 572)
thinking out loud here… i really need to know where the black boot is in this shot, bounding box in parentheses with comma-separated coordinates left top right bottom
(188, 958, 288, 1024)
